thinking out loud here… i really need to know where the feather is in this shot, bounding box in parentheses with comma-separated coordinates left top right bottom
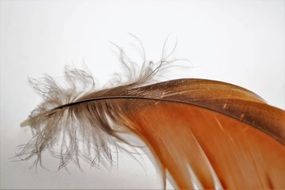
(18, 44, 285, 189)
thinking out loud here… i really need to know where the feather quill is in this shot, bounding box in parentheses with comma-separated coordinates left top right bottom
(19, 43, 285, 189)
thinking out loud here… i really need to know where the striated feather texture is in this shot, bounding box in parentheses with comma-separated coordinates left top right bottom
(19, 43, 285, 189)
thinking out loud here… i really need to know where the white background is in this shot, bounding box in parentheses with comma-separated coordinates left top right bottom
(0, 0, 284, 189)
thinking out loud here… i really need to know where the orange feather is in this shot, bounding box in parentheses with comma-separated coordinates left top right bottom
(18, 45, 285, 189)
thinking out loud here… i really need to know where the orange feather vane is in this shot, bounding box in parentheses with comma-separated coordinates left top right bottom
(18, 43, 285, 189)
